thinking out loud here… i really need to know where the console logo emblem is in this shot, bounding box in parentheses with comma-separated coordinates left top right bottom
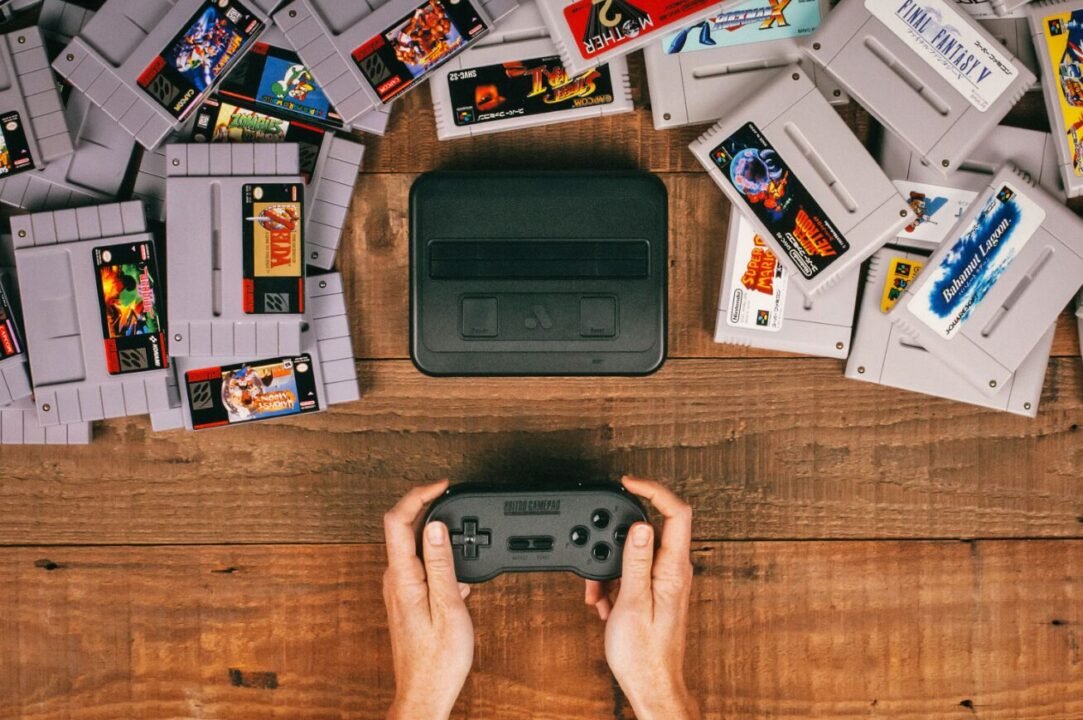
(524, 305, 553, 329)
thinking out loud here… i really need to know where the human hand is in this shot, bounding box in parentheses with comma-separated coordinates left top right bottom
(383, 480, 474, 720)
(585, 476, 700, 720)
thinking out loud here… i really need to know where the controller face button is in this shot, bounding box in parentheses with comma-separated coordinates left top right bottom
(613, 526, 629, 546)
(591, 542, 612, 562)
(591, 509, 611, 529)
(571, 526, 590, 546)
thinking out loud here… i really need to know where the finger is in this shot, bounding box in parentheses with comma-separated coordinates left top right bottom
(422, 521, 467, 618)
(622, 476, 692, 572)
(383, 480, 450, 569)
(615, 522, 655, 608)
(459, 582, 471, 600)
(585, 580, 606, 607)
(595, 597, 612, 621)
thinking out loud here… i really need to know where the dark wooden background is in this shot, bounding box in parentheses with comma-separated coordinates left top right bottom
(1, 56, 1081, 719)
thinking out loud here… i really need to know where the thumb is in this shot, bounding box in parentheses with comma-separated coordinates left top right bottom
(615, 522, 654, 608)
(422, 522, 466, 617)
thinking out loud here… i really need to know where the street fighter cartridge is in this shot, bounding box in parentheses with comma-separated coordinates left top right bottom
(273, 0, 521, 126)
(714, 208, 859, 358)
(0, 26, 74, 194)
(802, 0, 1036, 174)
(847, 246, 1053, 417)
(1028, 0, 1083, 197)
(888, 164, 1083, 394)
(0, 266, 31, 406)
(878, 125, 1060, 252)
(430, 0, 632, 139)
(689, 68, 912, 297)
(166, 143, 306, 357)
(0, 89, 136, 212)
(189, 100, 363, 271)
(150, 272, 358, 431)
(644, 0, 846, 130)
(52, 0, 270, 149)
(0, 397, 92, 443)
(12, 200, 173, 426)
(537, 0, 740, 76)
(212, 24, 391, 135)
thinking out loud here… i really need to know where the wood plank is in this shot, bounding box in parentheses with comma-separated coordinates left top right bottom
(341, 173, 1083, 361)
(1, 541, 1079, 719)
(1, 358, 1079, 545)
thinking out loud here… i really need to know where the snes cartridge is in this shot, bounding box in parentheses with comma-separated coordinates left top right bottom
(52, 0, 270, 150)
(166, 143, 306, 358)
(537, 0, 740, 76)
(430, 0, 632, 139)
(1028, 0, 1083, 197)
(889, 164, 1083, 394)
(878, 124, 1060, 251)
(689, 68, 912, 297)
(802, 0, 1036, 174)
(644, 0, 846, 130)
(714, 208, 859, 358)
(978, 14, 1040, 80)
(151, 272, 358, 431)
(12, 200, 173, 426)
(273, 0, 520, 126)
(848, 246, 1052, 416)
(38, 0, 97, 49)
(0, 396, 92, 443)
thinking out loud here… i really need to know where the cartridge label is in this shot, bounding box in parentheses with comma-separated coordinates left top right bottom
(893, 180, 977, 245)
(137, 0, 264, 120)
(710, 121, 850, 279)
(447, 56, 616, 127)
(880, 256, 925, 313)
(563, 0, 721, 61)
(242, 183, 304, 314)
(352, 0, 489, 104)
(0, 281, 21, 359)
(906, 182, 1043, 339)
(726, 214, 788, 331)
(1038, 8, 1083, 179)
(866, 0, 1018, 111)
(92, 241, 168, 375)
(0, 111, 35, 177)
(662, 0, 822, 54)
(185, 354, 320, 429)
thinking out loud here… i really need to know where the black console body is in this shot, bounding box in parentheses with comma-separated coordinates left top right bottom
(410, 171, 668, 376)
(424, 484, 648, 583)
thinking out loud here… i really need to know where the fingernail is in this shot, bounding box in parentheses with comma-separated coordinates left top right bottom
(633, 525, 651, 547)
(427, 523, 445, 546)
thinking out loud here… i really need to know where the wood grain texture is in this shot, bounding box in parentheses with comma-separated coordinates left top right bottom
(1, 542, 1080, 720)
(0, 358, 1079, 545)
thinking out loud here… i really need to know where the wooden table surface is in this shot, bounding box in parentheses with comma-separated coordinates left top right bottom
(1, 56, 1082, 719)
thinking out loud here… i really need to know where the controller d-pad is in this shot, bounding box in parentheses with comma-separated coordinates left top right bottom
(451, 519, 492, 560)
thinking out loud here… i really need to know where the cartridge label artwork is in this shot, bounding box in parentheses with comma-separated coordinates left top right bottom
(866, 0, 1018, 111)
(242, 183, 304, 314)
(906, 182, 1043, 339)
(710, 121, 850, 279)
(726, 214, 788, 331)
(563, 0, 722, 61)
(662, 0, 821, 54)
(1038, 8, 1083, 179)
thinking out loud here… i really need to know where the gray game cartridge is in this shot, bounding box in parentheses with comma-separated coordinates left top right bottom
(0, 266, 32, 406)
(304, 133, 363, 270)
(847, 246, 1053, 417)
(0, 397, 92, 443)
(643, 0, 846, 130)
(38, 0, 97, 49)
(878, 124, 1060, 252)
(0, 0, 41, 22)
(0, 27, 74, 187)
(889, 164, 1083, 394)
(802, 0, 1035, 174)
(1027, 1, 1083, 198)
(956, 0, 1028, 17)
(714, 208, 859, 358)
(52, 0, 272, 150)
(150, 272, 358, 431)
(537, 0, 740, 76)
(0, 89, 136, 212)
(12, 200, 173, 426)
(993, 0, 1034, 15)
(166, 143, 306, 358)
(430, 0, 633, 139)
(979, 15, 1041, 82)
(689, 68, 912, 297)
(273, 0, 520, 126)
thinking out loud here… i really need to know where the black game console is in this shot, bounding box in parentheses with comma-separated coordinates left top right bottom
(424, 484, 648, 583)
(410, 171, 668, 376)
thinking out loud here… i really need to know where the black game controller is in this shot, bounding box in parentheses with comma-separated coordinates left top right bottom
(423, 484, 649, 583)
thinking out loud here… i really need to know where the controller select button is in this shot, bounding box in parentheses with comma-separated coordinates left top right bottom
(570, 526, 590, 546)
(508, 538, 531, 552)
(580, 297, 616, 337)
(591, 509, 611, 529)
(592, 543, 612, 562)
